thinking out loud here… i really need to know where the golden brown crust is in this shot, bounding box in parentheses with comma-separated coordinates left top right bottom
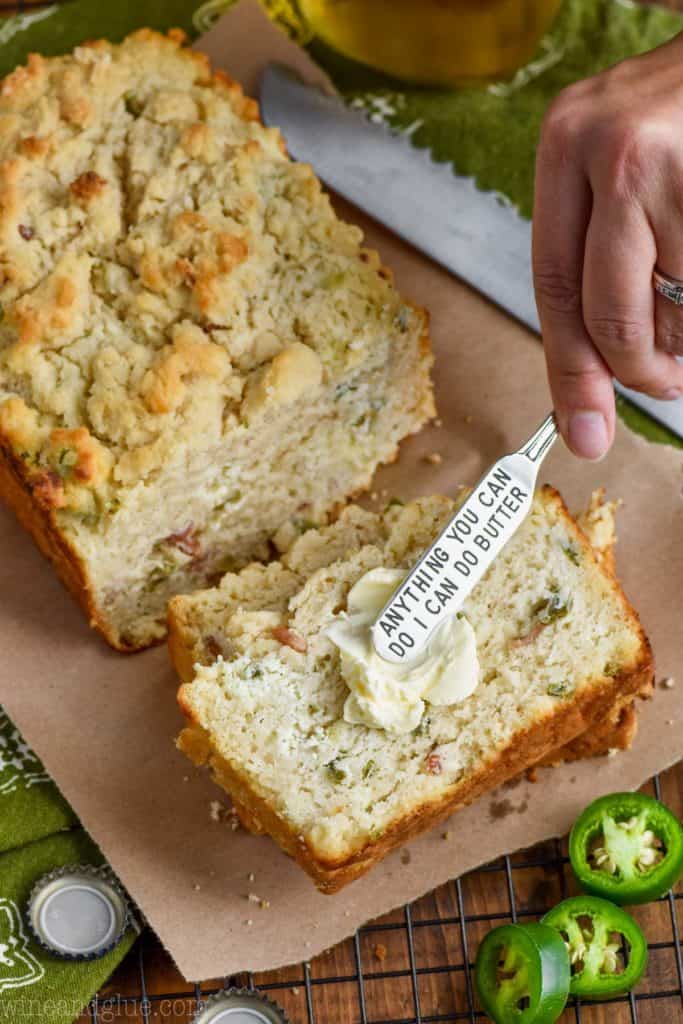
(0, 439, 138, 652)
(538, 701, 638, 766)
(69, 170, 108, 203)
(167, 597, 200, 682)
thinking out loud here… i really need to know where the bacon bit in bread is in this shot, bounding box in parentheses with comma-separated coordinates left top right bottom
(272, 625, 308, 653)
(510, 622, 545, 649)
(425, 752, 443, 775)
(511, 590, 570, 648)
(18, 224, 34, 240)
(164, 523, 201, 558)
(69, 170, 107, 202)
(204, 634, 223, 660)
(31, 470, 66, 509)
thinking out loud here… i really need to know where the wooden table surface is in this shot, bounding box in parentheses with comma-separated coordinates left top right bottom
(1, 1, 682, 1021)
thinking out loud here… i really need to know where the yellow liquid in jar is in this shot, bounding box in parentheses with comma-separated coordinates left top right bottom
(298, 0, 562, 85)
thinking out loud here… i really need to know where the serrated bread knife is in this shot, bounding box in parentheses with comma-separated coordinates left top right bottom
(260, 63, 683, 440)
(371, 413, 558, 664)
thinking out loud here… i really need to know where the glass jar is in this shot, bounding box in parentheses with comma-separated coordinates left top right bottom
(297, 0, 563, 86)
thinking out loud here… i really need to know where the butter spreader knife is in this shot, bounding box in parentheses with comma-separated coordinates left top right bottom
(371, 414, 558, 664)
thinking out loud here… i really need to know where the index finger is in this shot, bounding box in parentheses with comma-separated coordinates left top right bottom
(532, 114, 616, 460)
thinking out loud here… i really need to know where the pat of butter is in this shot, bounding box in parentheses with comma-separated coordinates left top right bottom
(326, 568, 480, 734)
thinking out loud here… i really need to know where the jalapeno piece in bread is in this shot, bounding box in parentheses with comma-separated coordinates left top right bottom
(569, 792, 683, 904)
(542, 895, 647, 1000)
(475, 922, 570, 1023)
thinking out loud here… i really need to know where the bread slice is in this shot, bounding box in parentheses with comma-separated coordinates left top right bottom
(171, 487, 653, 892)
(0, 30, 433, 651)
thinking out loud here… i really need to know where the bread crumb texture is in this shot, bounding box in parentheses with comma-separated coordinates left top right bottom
(173, 488, 652, 889)
(0, 31, 433, 649)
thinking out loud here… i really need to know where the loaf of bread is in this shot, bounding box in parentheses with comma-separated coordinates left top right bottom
(171, 487, 653, 893)
(0, 31, 433, 650)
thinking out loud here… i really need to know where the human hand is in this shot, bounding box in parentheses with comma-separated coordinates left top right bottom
(532, 32, 683, 459)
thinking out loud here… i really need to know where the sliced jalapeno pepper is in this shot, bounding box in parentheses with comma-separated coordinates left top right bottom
(542, 895, 647, 1000)
(569, 792, 683, 905)
(475, 922, 570, 1023)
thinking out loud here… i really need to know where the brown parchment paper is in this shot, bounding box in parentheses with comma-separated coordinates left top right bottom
(0, 1, 681, 981)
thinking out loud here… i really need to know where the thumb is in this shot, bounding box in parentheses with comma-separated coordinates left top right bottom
(544, 332, 616, 460)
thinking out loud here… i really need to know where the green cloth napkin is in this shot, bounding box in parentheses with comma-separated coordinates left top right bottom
(0, 710, 75, 854)
(0, 712, 136, 1023)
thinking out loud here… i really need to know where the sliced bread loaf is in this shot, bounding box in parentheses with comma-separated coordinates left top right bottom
(171, 488, 653, 892)
(0, 30, 433, 650)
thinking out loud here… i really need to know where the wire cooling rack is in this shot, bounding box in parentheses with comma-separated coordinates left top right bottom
(1, 1, 681, 1020)
(78, 773, 683, 1024)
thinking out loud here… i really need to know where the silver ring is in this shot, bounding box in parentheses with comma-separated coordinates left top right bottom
(653, 267, 683, 306)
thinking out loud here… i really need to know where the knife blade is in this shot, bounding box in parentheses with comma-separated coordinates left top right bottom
(260, 63, 683, 440)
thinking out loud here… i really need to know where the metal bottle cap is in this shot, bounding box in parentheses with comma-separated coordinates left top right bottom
(26, 864, 130, 961)
(192, 989, 290, 1024)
